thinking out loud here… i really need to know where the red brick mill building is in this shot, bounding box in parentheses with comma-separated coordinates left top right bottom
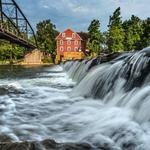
(56, 29, 88, 62)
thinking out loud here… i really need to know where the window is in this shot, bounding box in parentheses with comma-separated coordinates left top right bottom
(67, 40, 71, 45)
(60, 40, 63, 45)
(74, 47, 78, 51)
(62, 33, 65, 37)
(67, 47, 71, 51)
(72, 33, 75, 38)
(74, 40, 78, 45)
(60, 47, 64, 51)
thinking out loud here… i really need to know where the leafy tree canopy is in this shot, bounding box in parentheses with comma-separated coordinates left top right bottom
(36, 19, 59, 56)
(107, 7, 124, 52)
(123, 15, 143, 51)
(140, 18, 150, 49)
(87, 19, 103, 55)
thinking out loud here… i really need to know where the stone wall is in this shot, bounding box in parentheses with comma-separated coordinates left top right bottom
(20, 49, 44, 65)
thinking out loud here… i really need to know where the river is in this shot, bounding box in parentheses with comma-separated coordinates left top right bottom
(0, 47, 150, 150)
(0, 65, 79, 142)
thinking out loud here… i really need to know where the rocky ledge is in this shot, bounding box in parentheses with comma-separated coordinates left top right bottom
(0, 140, 93, 150)
(0, 135, 93, 150)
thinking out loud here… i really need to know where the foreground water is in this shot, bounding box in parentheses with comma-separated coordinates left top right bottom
(0, 65, 77, 142)
(0, 48, 150, 150)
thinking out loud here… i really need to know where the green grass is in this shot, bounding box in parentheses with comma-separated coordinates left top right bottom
(0, 60, 11, 65)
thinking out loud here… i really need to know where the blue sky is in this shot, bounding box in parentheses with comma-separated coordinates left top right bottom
(16, 0, 150, 32)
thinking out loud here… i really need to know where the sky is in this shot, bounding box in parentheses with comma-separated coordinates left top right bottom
(16, 0, 150, 32)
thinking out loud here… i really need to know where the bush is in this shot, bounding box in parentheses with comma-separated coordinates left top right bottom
(42, 57, 53, 63)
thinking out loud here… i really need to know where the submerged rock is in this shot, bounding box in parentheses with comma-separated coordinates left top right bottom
(0, 85, 25, 95)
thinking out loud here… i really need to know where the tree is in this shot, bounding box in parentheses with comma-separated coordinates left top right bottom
(0, 40, 25, 63)
(140, 18, 150, 49)
(0, 19, 27, 63)
(87, 19, 103, 55)
(107, 7, 124, 52)
(36, 19, 59, 61)
(123, 15, 143, 51)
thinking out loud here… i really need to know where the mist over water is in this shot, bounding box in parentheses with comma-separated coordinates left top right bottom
(1, 47, 150, 149)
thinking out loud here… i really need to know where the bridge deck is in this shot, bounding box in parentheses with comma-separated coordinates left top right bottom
(0, 28, 36, 49)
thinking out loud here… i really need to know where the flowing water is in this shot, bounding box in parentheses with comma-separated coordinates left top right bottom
(1, 47, 150, 150)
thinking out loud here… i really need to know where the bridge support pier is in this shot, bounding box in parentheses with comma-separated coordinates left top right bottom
(19, 49, 44, 65)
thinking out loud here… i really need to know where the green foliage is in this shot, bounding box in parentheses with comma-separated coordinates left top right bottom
(42, 57, 53, 63)
(107, 7, 124, 52)
(123, 15, 143, 51)
(0, 40, 25, 63)
(36, 19, 59, 59)
(106, 8, 149, 53)
(140, 18, 150, 49)
(0, 19, 28, 63)
(87, 19, 103, 55)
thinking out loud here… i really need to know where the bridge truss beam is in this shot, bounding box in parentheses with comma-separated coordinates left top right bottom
(0, 0, 37, 48)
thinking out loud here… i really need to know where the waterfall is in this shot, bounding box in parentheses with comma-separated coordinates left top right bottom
(63, 47, 150, 123)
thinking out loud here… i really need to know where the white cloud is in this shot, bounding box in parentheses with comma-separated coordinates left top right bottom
(16, 0, 150, 32)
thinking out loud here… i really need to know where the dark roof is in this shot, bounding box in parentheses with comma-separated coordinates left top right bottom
(77, 32, 89, 41)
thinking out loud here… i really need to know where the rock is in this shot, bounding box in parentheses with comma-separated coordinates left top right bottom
(42, 139, 92, 150)
(0, 85, 25, 95)
(0, 142, 32, 150)
(0, 139, 93, 150)
(0, 135, 14, 143)
(88, 52, 122, 70)
(41, 139, 57, 149)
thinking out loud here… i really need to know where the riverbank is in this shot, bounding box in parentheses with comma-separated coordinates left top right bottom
(0, 61, 54, 66)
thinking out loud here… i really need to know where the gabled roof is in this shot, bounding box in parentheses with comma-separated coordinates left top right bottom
(55, 28, 83, 40)
(55, 32, 62, 40)
(63, 28, 74, 33)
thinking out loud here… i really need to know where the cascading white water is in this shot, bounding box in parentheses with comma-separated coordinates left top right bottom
(62, 47, 150, 149)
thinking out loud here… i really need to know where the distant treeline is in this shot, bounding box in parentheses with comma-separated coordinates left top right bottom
(87, 7, 150, 55)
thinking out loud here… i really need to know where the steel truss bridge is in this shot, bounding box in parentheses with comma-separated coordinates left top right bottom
(0, 0, 37, 49)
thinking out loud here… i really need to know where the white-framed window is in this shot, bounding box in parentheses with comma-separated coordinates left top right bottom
(62, 33, 65, 37)
(60, 47, 64, 51)
(60, 40, 63, 45)
(57, 41, 59, 45)
(72, 33, 75, 38)
(67, 40, 71, 45)
(67, 47, 71, 51)
(74, 47, 78, 51)
(74, 40, 78, 45)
